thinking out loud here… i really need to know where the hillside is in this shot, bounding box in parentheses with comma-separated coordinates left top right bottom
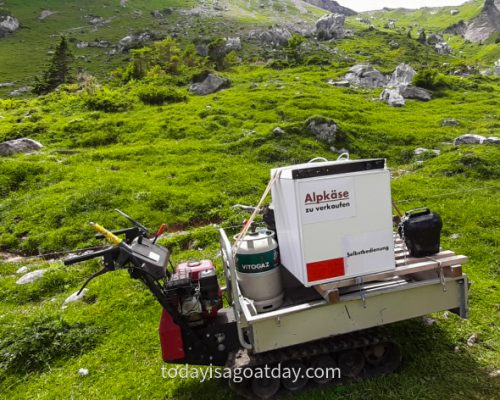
(0, 1, 499, 400)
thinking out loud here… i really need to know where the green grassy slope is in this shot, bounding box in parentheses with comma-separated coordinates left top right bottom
(0, 1, 499, 399)
(364, 0, 484, 31)
(0, 61, 499, 399)
(0, 0, 324, 96)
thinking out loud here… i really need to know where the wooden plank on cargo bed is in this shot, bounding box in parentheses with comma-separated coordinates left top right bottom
(317, 255, 468, 292)
(314, 286, 340, 304)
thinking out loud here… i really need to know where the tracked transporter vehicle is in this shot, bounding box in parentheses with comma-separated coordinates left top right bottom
(65, 157, 469, 399)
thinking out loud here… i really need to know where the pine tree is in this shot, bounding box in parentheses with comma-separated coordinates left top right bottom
(33, 36, 73, 94)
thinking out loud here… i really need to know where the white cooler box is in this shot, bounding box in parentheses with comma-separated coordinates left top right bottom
(271, 158, 395, 287)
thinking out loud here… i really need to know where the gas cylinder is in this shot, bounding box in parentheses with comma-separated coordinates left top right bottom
(234, 229, 284, 313)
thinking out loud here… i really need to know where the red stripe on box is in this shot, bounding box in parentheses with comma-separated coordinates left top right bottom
(307, 258, 345, 282)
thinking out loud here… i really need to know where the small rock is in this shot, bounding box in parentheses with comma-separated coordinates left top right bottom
(272, 127, 285, 137)
(389, 40, 399, 49)
(16, 266, 28, 274)
(327, 79, 350, 87)
(489, 370, 500, 378)
(422, 316, 436, 326)
(78, 368, 89, 376)
(0, 138, 43, 156)
(62, 288, 89, 309)
(225, 37, 241, 52)
(9, 86, 32, 96)
(38, 10, 57, 21)
(443, 311, 449, 319)
(466, 333, 478, 347)
(305, 116, 340, 144)
(454, 345, 460, 353)
(151, 10, 164, 19)
(441, 118, 459, 126)
(450, 9, 459, 15)
(16, 269, 46, 285)
(454, 134, 485, 145)
(0, 82, 15, 88)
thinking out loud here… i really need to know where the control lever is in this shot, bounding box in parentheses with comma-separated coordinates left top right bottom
(153, 223, 167, 244)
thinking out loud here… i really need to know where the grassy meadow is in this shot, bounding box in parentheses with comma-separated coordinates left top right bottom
(0, 0, 499, 399)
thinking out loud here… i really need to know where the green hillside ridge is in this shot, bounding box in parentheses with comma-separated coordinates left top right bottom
(0, 0, 499, 97)
(0, 1, 499, 399)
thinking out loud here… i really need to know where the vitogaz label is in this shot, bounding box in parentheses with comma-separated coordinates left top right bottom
(299, 177, 356, 225)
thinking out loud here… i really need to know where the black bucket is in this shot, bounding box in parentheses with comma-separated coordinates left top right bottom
(398, 208, 442, 258)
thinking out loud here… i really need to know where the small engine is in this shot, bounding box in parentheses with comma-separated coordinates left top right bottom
(164, 260, 222, 326)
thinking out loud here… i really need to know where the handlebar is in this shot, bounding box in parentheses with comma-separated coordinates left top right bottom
(64, 246, 117, 266)
(94, 227, 139, 240)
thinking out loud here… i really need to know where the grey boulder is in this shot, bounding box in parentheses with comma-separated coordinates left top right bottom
(0, 138, 43, 156)
(0, 15, 20, 37)
(344, 64, 387, 88)
(380, 88, 405, 107)
(189, 74, 230, 96)
(400, 86, 432, 101)
(388, 63, 416, 87)
(453, 134, 485, 145)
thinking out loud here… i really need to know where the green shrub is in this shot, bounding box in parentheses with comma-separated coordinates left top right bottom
(412, 69, 447, 90)
(135, 85, 187, 105)
(83, 89, 131, 113)
(0, 317, 102, 375)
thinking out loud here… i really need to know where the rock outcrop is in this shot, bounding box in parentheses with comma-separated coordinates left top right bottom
(464, 0, 500, 42)
(250, 27, 291, 46)
(444, 20, 467, 35)
(380, 63, 431, 106)
(189, 74, 230, 96)
(303, 0, 356, 16)
(117, 31, 163, 52)
(427, 33, 452, 54)
(315, 13, 345, 40)
(0, 15, 20, 37)
(0, 138, 43, 156)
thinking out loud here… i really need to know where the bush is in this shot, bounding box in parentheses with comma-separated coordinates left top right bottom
(84, 89, 131, 113)
(412, 69, 447, 90)
(0, 317, 102, 375)
(135, 85, 187, 105)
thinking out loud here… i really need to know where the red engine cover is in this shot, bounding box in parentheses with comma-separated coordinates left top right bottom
(175, 259, 215, 280)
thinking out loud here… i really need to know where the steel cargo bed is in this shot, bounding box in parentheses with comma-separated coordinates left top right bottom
(220, 229, 469, 354)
